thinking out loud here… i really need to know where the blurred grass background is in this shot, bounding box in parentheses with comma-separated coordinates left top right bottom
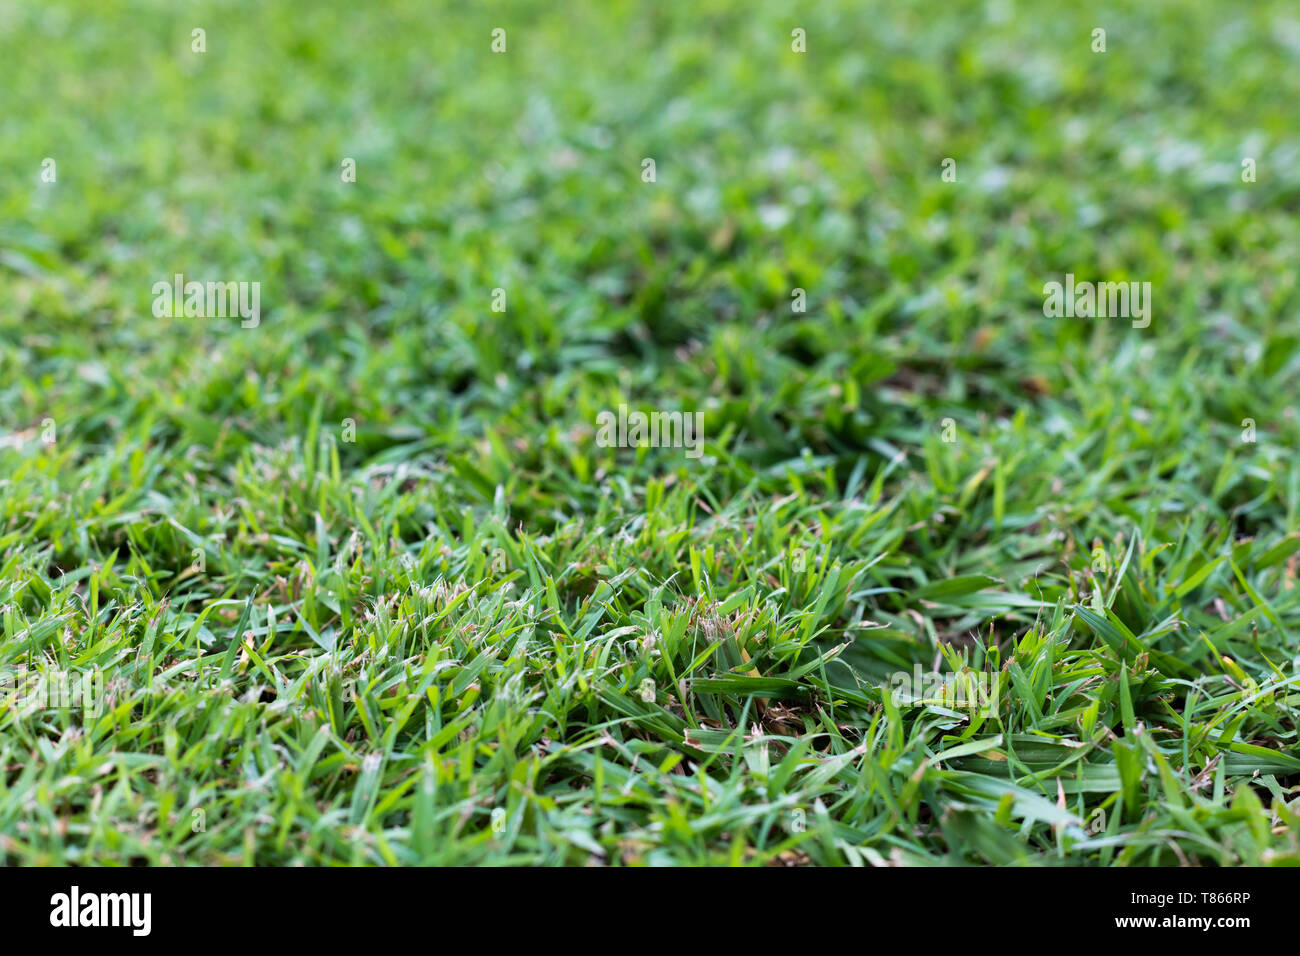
(0, 1, 1298, 864)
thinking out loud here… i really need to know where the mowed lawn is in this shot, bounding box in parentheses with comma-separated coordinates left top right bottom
(1, 0, 1299, 865)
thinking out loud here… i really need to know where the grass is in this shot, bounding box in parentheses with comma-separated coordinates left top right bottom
(1, 0, 1299, 866)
